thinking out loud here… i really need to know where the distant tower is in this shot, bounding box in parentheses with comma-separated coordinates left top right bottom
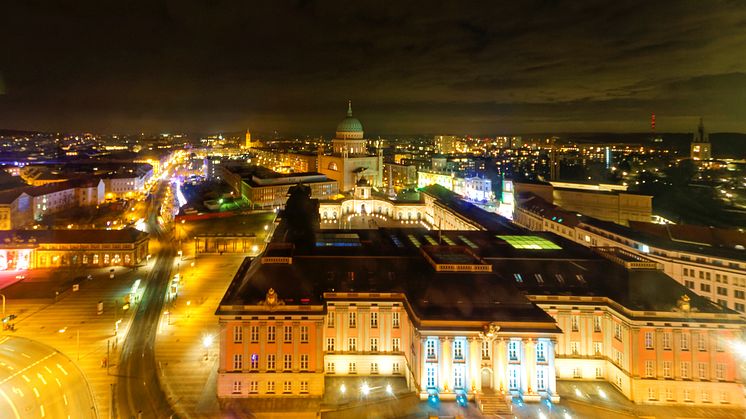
(690, 117, 711, 160)
(245, 129, 252, 149)
(549, 138, 560, 181)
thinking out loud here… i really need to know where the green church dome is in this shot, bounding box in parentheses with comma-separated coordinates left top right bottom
(336, 101, 364, 133)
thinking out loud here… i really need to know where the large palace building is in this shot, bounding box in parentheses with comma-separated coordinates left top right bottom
(215, 218, 745, 417)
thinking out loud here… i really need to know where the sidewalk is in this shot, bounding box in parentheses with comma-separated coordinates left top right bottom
(1, 260, 155, 419)
(154, 246, 248, 418)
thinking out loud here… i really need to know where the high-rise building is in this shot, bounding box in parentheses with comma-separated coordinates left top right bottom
(690, 118, 711, 160)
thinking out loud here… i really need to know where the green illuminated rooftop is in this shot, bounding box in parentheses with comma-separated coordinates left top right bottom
(497, 235, 562, 250)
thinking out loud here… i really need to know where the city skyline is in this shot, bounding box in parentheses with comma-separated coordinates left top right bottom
(2, 1, 746, 134)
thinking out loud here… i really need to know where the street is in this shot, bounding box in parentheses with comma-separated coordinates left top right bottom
(116, 179, 177, 419)
(0, 335, 97, 419)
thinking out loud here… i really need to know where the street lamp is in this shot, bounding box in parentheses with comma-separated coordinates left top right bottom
(361, 382, 370, 396)
(202, 335, 213, 360)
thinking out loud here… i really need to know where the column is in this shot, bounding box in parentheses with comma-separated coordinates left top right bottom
(219, 322, 227, 372)
(420, 336, 428, 392)
(496, 338, 507, 393)
(259, 322, 267, 372)
(315, 321, 323, 372)
(440, 337, 452, 393)
(468, 337, 481, 392)
(292, 321, 299, 372)
(524, 338, 536, 396)
(548, 338, 559, 401)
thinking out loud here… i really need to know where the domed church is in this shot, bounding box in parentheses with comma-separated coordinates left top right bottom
(318, 101, 383, 191)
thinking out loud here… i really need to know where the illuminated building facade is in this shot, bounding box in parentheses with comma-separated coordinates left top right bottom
(215, 224, 745, 415)
(690, 118, 712, 161)
(317, 102, 383, 191)
(514, 192, 746, 313)
(0, 228, 148, 270)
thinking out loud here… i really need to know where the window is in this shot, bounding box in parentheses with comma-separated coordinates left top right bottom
(349, 362, 357, 374)
(683, 267, 689, 276)
(593, 342, 603, 356)
(536, 341, 546, 363)
(267, 326, 276, 343)
(663, 361, 672, 378)
(536, 367, 546, 390)
(233, 354, 243, 370)
(720, 391, 729, 404)
(514, 273, 523, 283)
(735, 290, 745, 299)
(392, 338, 400, 352)
(267, 354, 276, 371)
(593, 316, 602, 332)
(481, 341, 490, 359)
(299, 354, 309, 371)
(614, 323, 623, 341)
(232, 380, 242, 394)
(700, 283, 711, 292)
(702, 390, 710, 403)
(393, 362, 401, 374)
(233, 326, 243, 343)
(717, 286, 728, 296)
(371, 363, 379, 374)
(250, 326, 259, 343)
(327, 311, 335, 327)
(326, 338, 335, 351)
(300, 381, 309, 394)
(453, 366, 464, 388)
(453, 340, 464, 360)
(662, 332, 671, 350)
(570, 341, 579, 355)
(680, 361, 689, 379)
(392, 312, 400, 328)
(644, 332, 654, 349)
(283, 354, 292, 371)
(698, 362, 707, 380)
(348, 338, 357, 352)
(370, 338, 378, 352)
(736, 303, 745, 312)
(327, 362, 335, 373)
(685, 280, 695, 289)
(509, 367, 520, 389)
(648, 387, 657, 401)
(683, 388, 692, 401)
(571, 315, 579, 332)
(266, 381, 275, 393)
(370, 312, 378, 328)
(614, 349, 622, 365)
(426, 340, 436, 358)
(508, 340, 519, 361)
(426, 366, 437, 388)
(300, 326, 309, 343)
(283, 381, 292, 394)
(665, 388, 674, 401)
(349, 312, 357, 328)
(681, 334, 689, 351)
(250, 354, 259, 370)
(249, 381, 258, 394)
(698, 334, 707, 351)
(595, 367, 603, 378)
(284, 326, 292, 343)
(645, 360, 654, 378)
(716, 363, 725, 380)
(572, 367, 582, 378)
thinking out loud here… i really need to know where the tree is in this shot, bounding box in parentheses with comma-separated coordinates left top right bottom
(283, 184, 318, 250)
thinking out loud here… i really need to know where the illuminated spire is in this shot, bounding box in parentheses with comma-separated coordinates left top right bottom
(347, 100, 353, 117)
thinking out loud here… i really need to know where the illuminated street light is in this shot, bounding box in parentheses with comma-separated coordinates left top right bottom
(386, 384, 393, 395)
(340, 384, 346, 394)
(361, 382, 370, 396)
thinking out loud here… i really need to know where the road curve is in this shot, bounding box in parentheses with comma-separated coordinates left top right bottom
(0, 334, 97, 419)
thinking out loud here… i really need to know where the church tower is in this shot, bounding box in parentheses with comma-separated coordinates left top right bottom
(690, 117, 711, 160)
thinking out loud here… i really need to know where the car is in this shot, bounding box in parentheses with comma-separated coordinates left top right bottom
(15, 274, 25, 280)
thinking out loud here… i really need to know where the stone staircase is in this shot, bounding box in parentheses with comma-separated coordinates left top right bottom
(476, 390, 512, 417)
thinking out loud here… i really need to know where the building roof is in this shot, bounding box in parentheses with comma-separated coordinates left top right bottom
(0, 228, 148, 245)
(419, 184, 520, 232)
(335, 101, 364, 134)
(218, 225, 733, 327)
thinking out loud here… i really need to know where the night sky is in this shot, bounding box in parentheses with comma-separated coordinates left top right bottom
(2, 1, 746, 136)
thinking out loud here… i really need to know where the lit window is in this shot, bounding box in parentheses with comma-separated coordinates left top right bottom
(266, 354, 276, 371)
(233, 326, 243, 343)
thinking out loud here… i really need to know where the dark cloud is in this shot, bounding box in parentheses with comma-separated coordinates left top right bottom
(1, 0, 745, 135)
